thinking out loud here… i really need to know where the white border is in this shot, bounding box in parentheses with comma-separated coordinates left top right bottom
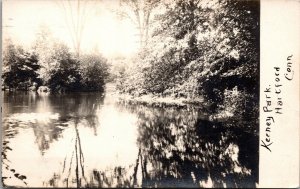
(260, 0, 300, 187)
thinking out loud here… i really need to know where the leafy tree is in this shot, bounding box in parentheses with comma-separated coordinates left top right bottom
(197, 0, 259, 106)
(79, 54, 109, 91)
(32, 25, 55, 84)
(2, 40, 41, 90)
(118, 0, 259, 118)
(47, 44, 82, 92)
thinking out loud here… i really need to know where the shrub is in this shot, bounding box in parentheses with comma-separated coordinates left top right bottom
(48, 57, 82, 92)
(2, 43, 41, 90)
(79, 54, 109, 92)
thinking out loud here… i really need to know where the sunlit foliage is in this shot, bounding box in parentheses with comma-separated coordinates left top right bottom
(117, 0, 259, 118)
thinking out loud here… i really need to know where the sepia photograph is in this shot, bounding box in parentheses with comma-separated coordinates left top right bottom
(2, 0, 263, 188)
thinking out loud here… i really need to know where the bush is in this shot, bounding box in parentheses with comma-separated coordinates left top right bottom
(79, 54, 109, 92)
(45, 47, 109, 93)
(222, 87, 247, 117)
(48, 58, 82, 92)
(2, 42, 41, 90)
(3, 38, 111, 92)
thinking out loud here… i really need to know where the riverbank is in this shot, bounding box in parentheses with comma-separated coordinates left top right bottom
(117, 93, 205, 107)
(105, 83, 205, 107)
(105, 83, 245, 124)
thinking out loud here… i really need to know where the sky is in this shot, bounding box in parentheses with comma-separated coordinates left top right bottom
(3, 0, 140, 58)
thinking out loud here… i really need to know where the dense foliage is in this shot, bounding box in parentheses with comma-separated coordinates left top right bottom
(2, 0, 259, 117)
(2, 40, 41, 90)
(2, 38, 109, 93)
(79, 54, 110, 91)
(117, 0, 259, 117)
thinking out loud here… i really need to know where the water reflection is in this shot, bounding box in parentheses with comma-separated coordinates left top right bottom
(2, 91, 258, 188)
(119, 101, 258, 188)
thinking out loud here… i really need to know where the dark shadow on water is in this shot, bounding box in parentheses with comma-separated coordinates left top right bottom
(125, 102, 258, 188)
(2, 118, 28, 186)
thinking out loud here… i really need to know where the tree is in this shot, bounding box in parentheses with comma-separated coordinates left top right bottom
(79, 53, 109, 91)
(56, 0, 91, 57)
(118, 0, 259, 118)
(47, 43, 82, 92)
(121, 0, 208, 96)
(196, 0, 260, 115)
(32, 25, 55, 84)
(2, 38, 17, 71)
(118, 0, 161, 48)
(2, 40, 41, 90)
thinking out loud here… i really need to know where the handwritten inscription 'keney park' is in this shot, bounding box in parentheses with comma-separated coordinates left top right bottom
(261, 55, 294, 152)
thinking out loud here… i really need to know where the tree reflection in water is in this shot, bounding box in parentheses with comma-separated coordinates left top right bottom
(45, 100, 258, 188)
(2, 92, 104, 187)
(2, 92, 258, 188)
(123, 101, 258, 188)
(43, 93, 104, 188)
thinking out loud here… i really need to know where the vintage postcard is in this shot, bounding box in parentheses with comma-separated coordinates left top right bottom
(1, 0, 299, 188)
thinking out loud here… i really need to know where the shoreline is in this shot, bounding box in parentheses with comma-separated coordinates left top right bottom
(104, 82, 206, 107)
(110, 92, 206, 107)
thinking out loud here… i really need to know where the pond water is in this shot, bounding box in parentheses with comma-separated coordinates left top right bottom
(2, 91, 258, 188)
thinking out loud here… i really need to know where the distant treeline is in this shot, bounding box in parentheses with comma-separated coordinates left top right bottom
(2, 38, 109, 93)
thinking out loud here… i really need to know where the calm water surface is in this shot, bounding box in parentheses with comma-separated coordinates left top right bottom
(2, 91, 258, 188)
